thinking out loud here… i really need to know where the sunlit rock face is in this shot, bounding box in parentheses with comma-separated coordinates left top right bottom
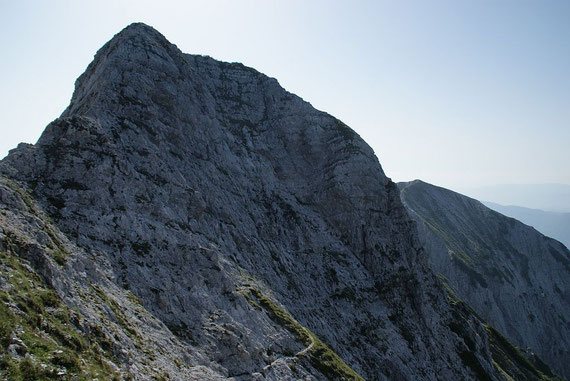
(1, 23, 558, 380)
(400, 179, 570, 379)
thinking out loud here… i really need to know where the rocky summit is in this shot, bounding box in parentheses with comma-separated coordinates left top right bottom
(399, 180, 570, 379)
(0, 23, 562, 380)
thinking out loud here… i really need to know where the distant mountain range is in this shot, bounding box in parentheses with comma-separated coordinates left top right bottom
(483, 202, 570, 249)
(459, 183, 570, 213)
(399, 180, 570, 379)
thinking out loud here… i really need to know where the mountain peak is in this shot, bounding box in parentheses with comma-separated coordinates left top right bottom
(115, 22, 163, 38)
(397, 179, 425, 189)
(62, 22, 185, 118)
(105, 22, 178, 56)
(0, 23, 555, 380)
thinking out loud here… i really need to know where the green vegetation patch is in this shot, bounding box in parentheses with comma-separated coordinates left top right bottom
(0, 249, 119, 380)
(90, 284, 143, 344)
(441, 274, 562, 381)
(242, 285, 364, 381)
(1, 178, 69, 266)
(485, 324, 562, 381)
(450, 252, 488, 288)
(127, 291, 143, 306)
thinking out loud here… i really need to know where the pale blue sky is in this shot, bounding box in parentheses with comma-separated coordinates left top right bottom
(1, 0, 569, 191)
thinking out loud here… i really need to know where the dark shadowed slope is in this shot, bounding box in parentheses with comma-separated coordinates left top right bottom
(400, 180, 570, 379)
(0, 23, 561, 380)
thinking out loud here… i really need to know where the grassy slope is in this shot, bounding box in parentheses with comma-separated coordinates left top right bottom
(0, 247, 120, 380)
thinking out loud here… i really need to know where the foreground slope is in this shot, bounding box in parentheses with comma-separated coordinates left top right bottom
(399, 180, 570, 379)
(0, 23, 559, 380)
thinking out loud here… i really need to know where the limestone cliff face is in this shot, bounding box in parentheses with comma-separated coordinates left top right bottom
(399, 180, 570, 379)
(0, 23, 558, 380)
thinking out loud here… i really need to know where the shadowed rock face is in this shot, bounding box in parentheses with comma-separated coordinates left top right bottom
(0, 23, 559, 380)
(399, 179, 570, 379)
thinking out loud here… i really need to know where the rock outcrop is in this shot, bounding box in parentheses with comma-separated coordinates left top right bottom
(399, 179, 570, 379)
(0, 23, 561, 380)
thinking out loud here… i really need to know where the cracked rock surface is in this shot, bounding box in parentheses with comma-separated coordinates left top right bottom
(0, 23, 561, 380)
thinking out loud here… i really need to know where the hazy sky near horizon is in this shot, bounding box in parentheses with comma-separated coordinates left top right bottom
(1, 0, 569, 191)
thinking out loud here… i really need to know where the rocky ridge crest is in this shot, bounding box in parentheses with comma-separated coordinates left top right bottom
(0, 23, 560, 380)
(399, 180, 569, 379)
